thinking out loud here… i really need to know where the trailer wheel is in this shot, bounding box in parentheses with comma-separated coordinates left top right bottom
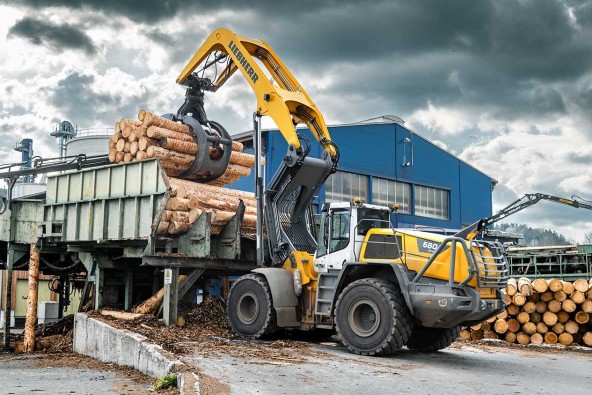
(335, 278, 412, 356)
(227, 274, 277, 339)
(406, 325, 460, 352)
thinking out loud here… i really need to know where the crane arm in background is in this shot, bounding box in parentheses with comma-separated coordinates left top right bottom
(455, 193, 592, 240)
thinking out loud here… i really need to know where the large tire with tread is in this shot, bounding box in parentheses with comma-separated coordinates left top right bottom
(227, 274, 277, 339)
(406, 325, 460, 352)
(335, 278, 412, 356)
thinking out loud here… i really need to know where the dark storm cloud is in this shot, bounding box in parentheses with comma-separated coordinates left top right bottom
(8, 17, 97, 55)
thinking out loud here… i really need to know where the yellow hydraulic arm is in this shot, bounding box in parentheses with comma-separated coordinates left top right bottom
(177, 27, 337, 159)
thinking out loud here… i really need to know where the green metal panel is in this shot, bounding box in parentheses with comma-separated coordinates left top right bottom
(577, 244, 592, 254)
(43, 159, 168, 242)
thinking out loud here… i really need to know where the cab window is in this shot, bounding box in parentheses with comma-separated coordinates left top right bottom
(329, 210, 350, 252)
(357, 208, 390, 235)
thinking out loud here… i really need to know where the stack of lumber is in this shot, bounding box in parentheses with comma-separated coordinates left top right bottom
(460, 277, 592, 347)
(155, 178, 258, 237)
(108, 110, 255, 186)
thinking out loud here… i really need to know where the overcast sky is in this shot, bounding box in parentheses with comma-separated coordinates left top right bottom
(1, 0, 591, 241)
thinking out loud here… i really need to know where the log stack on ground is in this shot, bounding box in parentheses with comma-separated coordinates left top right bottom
(462, 277, 592, 347)
(109, 110, 254, 186)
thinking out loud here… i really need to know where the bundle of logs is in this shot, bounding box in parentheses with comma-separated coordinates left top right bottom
(108, 110, 255, 186)
(155, 178, 258, 237)
(460, 277, 592, 347)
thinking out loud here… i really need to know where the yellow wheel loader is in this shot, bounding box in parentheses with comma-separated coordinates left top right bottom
(175, 28, 508, 356)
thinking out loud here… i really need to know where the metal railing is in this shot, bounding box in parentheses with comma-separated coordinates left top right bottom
(74, 128, 114, 137)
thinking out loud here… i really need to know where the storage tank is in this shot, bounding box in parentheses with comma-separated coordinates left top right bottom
(65, 128, 112, 157)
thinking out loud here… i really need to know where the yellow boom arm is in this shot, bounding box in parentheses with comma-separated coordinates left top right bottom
(177, 27, 337, 158)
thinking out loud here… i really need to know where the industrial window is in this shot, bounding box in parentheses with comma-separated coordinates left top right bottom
(371, 177, 410, 213)
(325, 171, 368, 203)
(414, 185, 449, 220)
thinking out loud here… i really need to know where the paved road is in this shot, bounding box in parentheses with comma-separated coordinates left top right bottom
(183, 340, 592, 395)
(0, 353, 154, 395)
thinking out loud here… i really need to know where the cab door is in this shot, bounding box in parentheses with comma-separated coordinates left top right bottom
(315, 208, 353, 271)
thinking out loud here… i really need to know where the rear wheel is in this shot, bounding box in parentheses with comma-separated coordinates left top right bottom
(406, 325, 460, 352)
(227, 274, 277, 338)
(335, 278, 412, 356)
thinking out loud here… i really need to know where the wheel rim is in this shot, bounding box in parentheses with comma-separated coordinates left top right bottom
(237, 291, 259, 325)
(348, 298, 381, 337)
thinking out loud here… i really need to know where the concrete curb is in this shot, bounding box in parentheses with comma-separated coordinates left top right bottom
(73, 313, 200, 394)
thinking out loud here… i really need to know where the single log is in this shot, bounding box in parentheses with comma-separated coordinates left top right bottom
(530, 292, 540, 302)
(496, 310, 508, 320)
(480, 321, 492, 331)
(544, 332, 558, 344)
(547, 299, 562, 313)
(536, 322, 548, 334)
(123, 153, 133, 163)
(548, 278, 563, 292)
(128, 130, 138, 143)
(485, 315, 497, 324)
(470, 329, 483, 340)
(507, 278, 518, 296)
(494, 319, 508, 334)
(139, 137, 158, 151)
(523, 322, 537, 335)
(558, 332, 573, 346)
(582, 300, 592, 313)
(23, 244, 40, 353)
(172, 211, 190, 222)
(123, 141, 131, 153)
(570, 290, 585, 304)
(115, 152, 125, 162)
(556, 311, 570, 324)
(168, 221, 191, 234)
(588, 288, 592, 300)
(532, 278, 548, 293)
(516, 332, 531, 345)
(507, 318, 521, 333)
(504, 332, 517, 343)
(564, 320, 579, 335)
(166, 197, 194, 211)
(161, 210, 174, 222)
(551, 322, 565, 334)
(517, 312, 530, 324)
(138, 109, 146, 121)
(583, 332, 592, 346)
(470, 323, 482, 331)
(483, 330, 498, 340)
(506, 304, 520, 316)
(518, 277, 532, 296)
(512, 293, 526, 306)
(530, 333, 543, 344)
(108, 139, 116, 150)
(130, 141, 139, 156)
(562, 281, 575, 295)
(143, 112, 192, 135)
(573, 278, 589, 293)
(562, 299, 577, 313)
(100, 310, 143, 320)
(147, 125, 194, 142)
(530, 312, 541, 324)
(540, 291, 554, 302)
(132, 274, 187, 314)
(116, 139, 126, 152)
(543, 311, 558, 326)
(155, 221, 169, 235)
(108, 149, 117, 162)
(504, 293, 512, 305)
(523, 301, 536, 314)
(171, 178, 255, 199)
(535, 301, 547, 314)
(115, 121, 121, 133)
(553, 290, 567, 302)
(575, 311, 590, 325)
(459, 329, 471, 340)
(147, 146, 195, 166)
(137, 151, 147, 160)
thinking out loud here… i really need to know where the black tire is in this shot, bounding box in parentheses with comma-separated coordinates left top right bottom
(406, 325, 460, 352)
(335, 278, 412, 356)
(227, 274, 277, 339)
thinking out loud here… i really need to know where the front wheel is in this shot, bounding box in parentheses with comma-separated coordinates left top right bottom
(335, 278, 412, 356)
(406, 325, 460, 352)
(227, 274, 277, 339)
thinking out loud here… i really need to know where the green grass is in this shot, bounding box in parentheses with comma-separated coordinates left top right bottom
(154, 374, 178, 390)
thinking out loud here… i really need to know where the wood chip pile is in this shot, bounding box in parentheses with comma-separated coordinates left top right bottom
(460, 277, 592, 347)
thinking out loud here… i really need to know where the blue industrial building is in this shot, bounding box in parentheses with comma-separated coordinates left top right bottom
(230, 116, 495, 230)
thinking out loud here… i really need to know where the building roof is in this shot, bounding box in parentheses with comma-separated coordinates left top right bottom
(232, 115, 497, 185)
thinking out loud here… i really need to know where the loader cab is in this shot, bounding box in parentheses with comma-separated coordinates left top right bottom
(314, 201, 392, 273)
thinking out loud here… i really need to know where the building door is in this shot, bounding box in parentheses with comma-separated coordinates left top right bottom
(15, 279, 54, 318)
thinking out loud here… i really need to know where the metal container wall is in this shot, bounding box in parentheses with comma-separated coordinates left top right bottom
(44, 159, 168, 242)
(0, 200, 44, 244)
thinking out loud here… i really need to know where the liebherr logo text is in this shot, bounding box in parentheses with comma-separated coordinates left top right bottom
(228, 40, 259, 84)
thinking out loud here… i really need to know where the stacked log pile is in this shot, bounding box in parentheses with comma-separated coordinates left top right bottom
(460, 277, 592, 347)
(155, 178, 258, 237)
(108, 110, 255, 186)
